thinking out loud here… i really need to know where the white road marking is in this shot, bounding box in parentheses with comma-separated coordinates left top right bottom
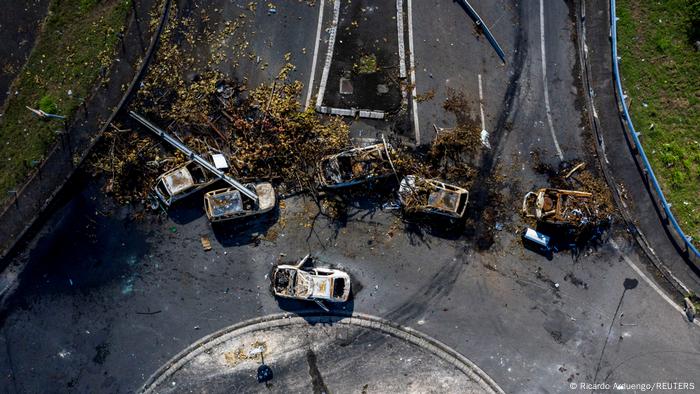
(478, 74, 490, 148)
(315, 0, 341, 109)
(610, 238, 700, 327)
(305, 0, 325, 109)
(538, 0, 564, 161)
(478, 74, 486, 131)
(407, 0, 420, 145)
(396, 0, 407, 79)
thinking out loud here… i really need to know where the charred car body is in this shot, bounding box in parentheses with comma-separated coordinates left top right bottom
(271, 255, 351, 303)
(398, 175, 469, 219)
(522, 188, 596, 227)
(154, 161, 217, 206)
(317, 143, 394, 188)
(204, 182, 276, 222)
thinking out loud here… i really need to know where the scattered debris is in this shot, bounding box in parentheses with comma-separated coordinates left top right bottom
(382, 201, 400, 210)
(522, 188, 596, 228)
(685, 297, 697, 322)
(523, 227, 550, 249)
(201, 236, 212, 251)
(522, 158, 615, 251)
(25, 105, 65, 119)
(564, 162, 586, 178)
(58, 350, 71, 359)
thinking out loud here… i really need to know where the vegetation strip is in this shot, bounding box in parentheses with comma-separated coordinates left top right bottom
(0, 0, 132, 203)
(616, 0, 700, 248)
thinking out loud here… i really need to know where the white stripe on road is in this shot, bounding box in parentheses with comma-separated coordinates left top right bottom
(407, 0, 420, 145)
(539, 0, 564, 161)
(478, 74, 490, 149)
(315, 0, 341, 109)
(397, 0, 407, 79)
(478, 74, 486, 131)
(305, 0, 325, 109)
(610, 239, 700, 327)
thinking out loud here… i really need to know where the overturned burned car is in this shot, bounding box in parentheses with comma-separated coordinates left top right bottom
(154, 161, 217, 206)
(271, 255, 351, 303)
(204, 182, 276, 223)
(317, 143, 394, 188)
(522, 188, 597, 227)
(398, 175, 469, 219)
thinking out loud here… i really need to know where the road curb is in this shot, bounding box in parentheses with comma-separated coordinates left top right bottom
(140, 312, 505, 394)
(574, 0, 691, 301)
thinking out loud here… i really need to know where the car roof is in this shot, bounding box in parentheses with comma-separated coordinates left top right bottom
(310, 276, 332, 299)
(162, 166, 195, 195)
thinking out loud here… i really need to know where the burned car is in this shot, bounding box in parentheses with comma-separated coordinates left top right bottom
(522, 188, 596, 227)
(204, 182, 276, 222)
(317, 143, 394, 188)
(154, 161, 217, 206)
(398, 175, 469, 219)
(271, 255, 351, 303)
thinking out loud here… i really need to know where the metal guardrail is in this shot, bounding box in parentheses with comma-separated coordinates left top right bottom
(610, 0, 700, 258)
(129, 112, 259, 203)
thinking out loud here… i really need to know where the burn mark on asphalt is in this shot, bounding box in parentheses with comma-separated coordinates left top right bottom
(386, 253, 466, 323)
(93, 341, 110, 365)
(544, 309, 577, 345)
(468, 3, 527, 251)
(306, 349, 330, 394)
(535, 267, 561, 298)
(564, 272, 588, 289)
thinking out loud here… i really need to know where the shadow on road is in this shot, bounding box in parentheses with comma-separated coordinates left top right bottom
(211, 206, 279, 247)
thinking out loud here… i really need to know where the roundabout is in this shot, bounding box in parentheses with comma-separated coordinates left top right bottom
(141, 313, 504, 394)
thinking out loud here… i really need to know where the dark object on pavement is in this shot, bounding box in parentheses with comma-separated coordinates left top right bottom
(154, 161, 216, 206)
(523, 188, 597, 228)
(257, 364, 273, 383)
(398, 175, 469, 219)
(317, 143, 394, 188)
(204, 183, 276, 223)
(271, 255, 351, 303)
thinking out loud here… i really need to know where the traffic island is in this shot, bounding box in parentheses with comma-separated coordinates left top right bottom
(141, 313, 504, 393)
(317, 0, 406, 119)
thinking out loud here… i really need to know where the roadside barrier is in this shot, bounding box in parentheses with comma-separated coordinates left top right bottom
(610, 0, 700, 259)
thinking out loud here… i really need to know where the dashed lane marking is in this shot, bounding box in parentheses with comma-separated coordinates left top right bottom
(478, 74, 490, 148)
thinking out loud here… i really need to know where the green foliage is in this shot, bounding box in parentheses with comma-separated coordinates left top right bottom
(38, 95, 58, 114)
(0, 0, 131, 202)
(80, 0, 100, 13)
(618, 0, 700, 244)
(354, 54, 378, 74)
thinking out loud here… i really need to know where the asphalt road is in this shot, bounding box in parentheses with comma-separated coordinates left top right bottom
(0, 0, 699, 393)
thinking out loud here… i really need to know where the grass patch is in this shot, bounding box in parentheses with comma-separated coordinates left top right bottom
(617, 0, 700, 246)
(354, 54, 379, 74)
(0, 0, 131, 201)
